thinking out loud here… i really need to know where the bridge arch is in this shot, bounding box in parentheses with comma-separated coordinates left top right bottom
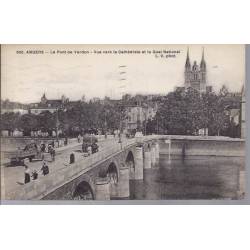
(126, 150, 135, 179)
(107, 162, 119, 184)
(73, 175, 95, 200)
(98, 160, 119, 182)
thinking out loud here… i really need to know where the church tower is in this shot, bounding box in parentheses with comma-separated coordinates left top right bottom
(184, 48, 207, 93)
(41, 93, 47, 104)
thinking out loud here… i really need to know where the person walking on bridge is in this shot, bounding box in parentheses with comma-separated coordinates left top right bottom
(48, 145, 55, 162)
(77, 134, 81, 143)
(40, 142, 46, 153)
(40, 161, 49, 176)
(24, 165, 31, 184)
(87, 145, 92, 156)
(51, 147, 55, 161)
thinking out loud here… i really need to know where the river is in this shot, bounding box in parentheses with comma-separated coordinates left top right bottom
(129, 155, 244, 200)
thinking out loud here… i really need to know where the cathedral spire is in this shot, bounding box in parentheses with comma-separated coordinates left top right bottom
(185, 47, 191, 70)
(200, 47, 206, 70)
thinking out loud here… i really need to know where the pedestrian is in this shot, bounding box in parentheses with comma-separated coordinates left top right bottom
(40, 142, 46, 153)
(56, 139, 59, 148)
(48, 144, 52, 153)
(45, 143, 49, 153)
(24, 165, 31, 184)
(41, 161, 49, 176)
(41, 152, 45, 161)
(51, 147, 55, 161)
(48, 144, 53, 161)
(64, 137, 68, 146)
(87, 145, 92, 156)
(77, 134, 81, 143)
(31, 170, 38, 180)
(51, 140, 55, 148)
(70, 153, 75, 164)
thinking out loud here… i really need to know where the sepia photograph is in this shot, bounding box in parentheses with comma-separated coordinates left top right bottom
(1, 2, 250, 250)
(0, 44, 246, 202)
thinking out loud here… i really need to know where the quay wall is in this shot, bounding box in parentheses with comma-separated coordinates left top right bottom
(158, 137, 245, 157)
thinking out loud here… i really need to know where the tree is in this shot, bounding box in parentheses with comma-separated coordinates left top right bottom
(37, 111, 56, 134)
(155, 89, 204, 135)
(17, 113, 38, 135)
(184, 88, 206, 134)
(143, 118, 157, 135)
(1, 112, 20, 132)
(155, 88, 230, 136)
(122, 94, 132, 101)
(202, 92, 230, 136)
(99, 102, 125, 131)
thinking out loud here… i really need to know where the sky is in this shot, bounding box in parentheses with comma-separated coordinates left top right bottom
(1, 44, 245, 103)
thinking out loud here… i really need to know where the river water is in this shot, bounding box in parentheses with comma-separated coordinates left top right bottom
(129, 155, 244, 200)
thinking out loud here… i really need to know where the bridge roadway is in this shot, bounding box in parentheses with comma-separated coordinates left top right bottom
(2, 137, 116, 196)
(2, 135, 159, 200)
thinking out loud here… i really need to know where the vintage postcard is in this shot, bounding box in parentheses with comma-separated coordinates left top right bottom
(0, 44, 245, 202)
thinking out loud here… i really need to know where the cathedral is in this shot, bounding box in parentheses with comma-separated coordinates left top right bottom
(184, 48, 211, 93)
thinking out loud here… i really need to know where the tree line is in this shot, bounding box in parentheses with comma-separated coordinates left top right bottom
(144, 87, 241, 137)
(1, 86, 241, 138)
(1, 100, 125, 137)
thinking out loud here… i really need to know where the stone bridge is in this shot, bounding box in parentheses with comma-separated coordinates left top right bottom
(6, 135, 244, 200)
(8, 136, 160, 200)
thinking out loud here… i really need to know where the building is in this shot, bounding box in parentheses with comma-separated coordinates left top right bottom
(124, 100, 157, 133)
(29, 93, 69, 114)
(1, 108, 28, 115)
(1, 100, 29, 114)
(184, 48, 212, 93)
(125, 105, 157, 132)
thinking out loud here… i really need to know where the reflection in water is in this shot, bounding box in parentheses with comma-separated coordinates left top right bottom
(130, 155, 244, 200)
